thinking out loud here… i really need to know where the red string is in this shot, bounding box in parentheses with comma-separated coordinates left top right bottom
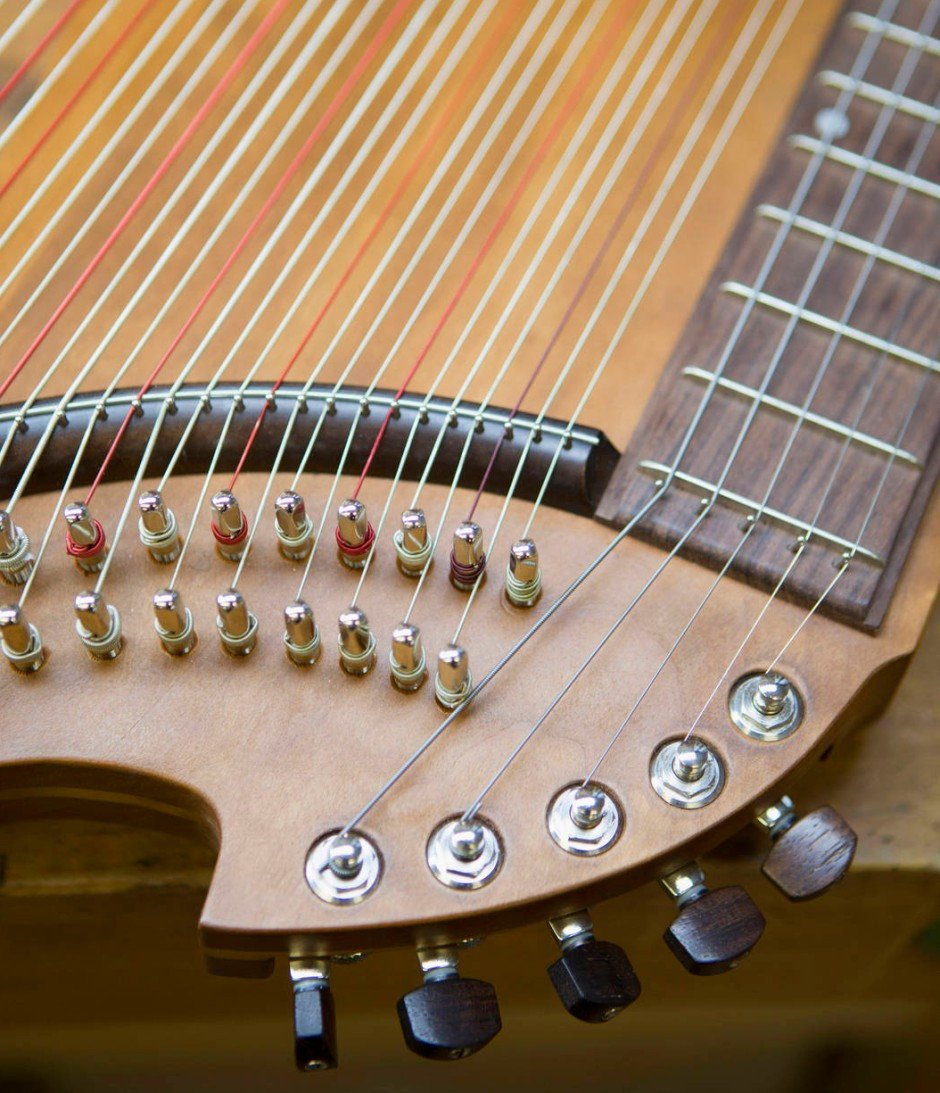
(0, 0, 160, 200)
(227, 0, 520, 490)
(84, 0, 413, 504)
(0, 0, 291, 406)
(465, 0, 744, 519)
(349, 4, 638, 501)
(0, 0, 87, 108)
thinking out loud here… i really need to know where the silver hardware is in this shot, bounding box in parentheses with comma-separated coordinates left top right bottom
(450, 522, 485, 590)
(289, 956, 330, 985)
(427, 817, 501, 890)
(274, 490, 313, 560)
(305, 830, 381, 905)
(505, 538, 541, 607)
(0, 512, 33, 585)
(813, 105, 850, 141)
(393, 508, 432, 576)
(389, 621, 426, 692)
(138, 490, 181, 563)
(215, 589, 258, 657)
(729, 672, 803, 742)
(337, 607, 375, 675)
(153, 588, 196, 656)
(548, 910, 595, 951)
(416, 945, 460, 980)
(74, 591, 123, 659)
(848, 12, 940, 56)
(64, 501, 107, 572)
(0, 604, 44, 673)
(650, 737, 724, 809)
(660, 862, 707, 908)
(336, 498, 371, 568)
(754, 795, 797, 839)
(210, 490, 248, 561)
(548, 783, 621, 856)
(435, 643, 471, 709)
(284, 600, 321, 666)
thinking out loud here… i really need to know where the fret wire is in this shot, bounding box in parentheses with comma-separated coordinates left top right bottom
(336, 0, 912, 832)
(790, 134, 940, 200)
(757, 204, 940, 281)
(0, 0, 122, 154)
(0, 0, 210, 353)
(0, 0, 47, 58)
(849, 11, 940, 57)
(819, 69, 940, 123)
(3, 0, 333, 509)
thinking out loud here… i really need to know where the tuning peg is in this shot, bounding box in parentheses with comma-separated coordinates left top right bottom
(396, 945, 501, 1060)
(547, 910, 640, 1023)
(290, 957, 338, 1071)
(660, 862, 765, 975)
(755, 796, 857, 901)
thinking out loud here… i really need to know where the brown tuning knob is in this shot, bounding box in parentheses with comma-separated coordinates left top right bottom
(660, 863, 765, 976)
(547, 911, 641, 1023)
(756, 797, 857, 901)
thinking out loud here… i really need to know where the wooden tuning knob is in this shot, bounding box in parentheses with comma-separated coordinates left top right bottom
(547, 911, 641, 1023)
(290, 959, 338, 1071)
(660, 864, 765, 976)
(396, 946, 501, 1060)
(757, 797, 857, 901)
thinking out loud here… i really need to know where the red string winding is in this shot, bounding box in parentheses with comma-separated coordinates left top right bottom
(0, 0, 88, 109)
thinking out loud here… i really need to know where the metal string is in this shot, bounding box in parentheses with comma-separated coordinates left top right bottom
(0, 0, 86, 107)
(0, 0, 48, 60)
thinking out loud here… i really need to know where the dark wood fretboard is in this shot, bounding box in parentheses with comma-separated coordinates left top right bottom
(597, 0, 940, 631)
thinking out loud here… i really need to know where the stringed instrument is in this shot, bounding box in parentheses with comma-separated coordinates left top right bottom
(0, 0, 937, 1074)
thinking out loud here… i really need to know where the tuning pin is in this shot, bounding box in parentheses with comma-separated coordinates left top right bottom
(64, 501, 108, 573)
(389, 621, 427, 692)
(546, 910, 640, 1023)
(284, 600, 321, 666)
(137, 490, 180, 563)
(274, 490, 314, 560)
(435, 643, 471, 709)
(210, 491, 249, 561)
(290, 957, 338, 1071)
(0, 604, 44, 672)
(74, 590, 123, 659)
(336, 499, 374, 569)
(337, 606, 376, 675)
(396, 946, 501, 1061)
(393, 509, 432, 576)
(152, 588, 196, 656)
(755, 796, 857, 900)
(504, 538, 541, 606)
(659, 862, 765, 975)
(0, 511, 33, 585)
(216, 588, 258, 656)
(450, 522, 486, 590)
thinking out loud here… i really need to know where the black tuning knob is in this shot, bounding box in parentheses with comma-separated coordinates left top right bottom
(755, 796, 857, 901)
(660, 863, 765, 975)
(547, 911, 641, 1022)
(290, 958, 338, 1071)
(396, 946, 501, 1060)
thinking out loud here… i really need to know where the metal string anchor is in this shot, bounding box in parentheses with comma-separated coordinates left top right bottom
(0, 604, 44, 673)
(74, 591, 123, 660)
(137, 490, 181, 563)
(153, 588, 196, 656)
(210, 490, 250, 562)
(393, 508, 432, 576)
(335, 498, 375, 569)
(64, 501, 108, 573)
(0, 511, 34, 585)
(504, 537, 541, 606)
(449, 521, 486, 590)
(274, 490, 314, 560)
(389, 621, 427, 692)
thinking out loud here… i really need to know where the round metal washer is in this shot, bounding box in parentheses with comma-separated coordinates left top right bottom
(650, 738, 724, 809)
(427, 818, 501, 890)
(728, 672, 803, 742)
(305, 830, 381, 905)
(547, 783, 622, 856)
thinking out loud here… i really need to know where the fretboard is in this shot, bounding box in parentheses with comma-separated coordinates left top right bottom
(596, 0, 940, 631)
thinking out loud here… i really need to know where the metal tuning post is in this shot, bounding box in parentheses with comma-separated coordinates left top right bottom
(274, 490, 314, 560)
(215, 589, 258, 657)
(389, 621, 426, 692)
(659, 862, 765, 975)
(290, 957, 338, 1071)
(137, 490, 180, 563)
(0, 604, 44, 673)
(755, 795, 857, 900)
(64, 502, 108, 573)
(337, 607, 375, 675)
(284, 600, 321, 666)
(396, 945, 501, 1061)
(393, 508, 432, 576)
(152, 588, 196, 656)
(335, 499, 374, 569)
(505, 538, 541, 607)
(449, 521, 486, 590)
(547, 910, 640, 1023)
(74, 591, 123, 659)
(0, 511, 33, 585)
(210, 490, 249, 562)
(435, 643, 471, 709)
